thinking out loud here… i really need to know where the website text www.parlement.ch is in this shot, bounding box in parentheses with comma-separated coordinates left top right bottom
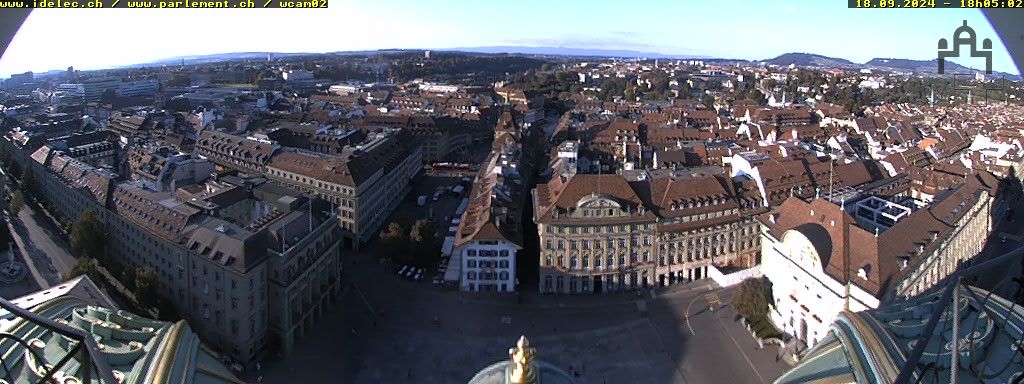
(0, 0, 278, 7)
(0, 0, 326, 6)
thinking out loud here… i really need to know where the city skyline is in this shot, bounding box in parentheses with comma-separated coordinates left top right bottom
(0, 0, 1020, 78)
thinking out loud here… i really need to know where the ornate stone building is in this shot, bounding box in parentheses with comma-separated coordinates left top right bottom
(533, 171, 765, 294)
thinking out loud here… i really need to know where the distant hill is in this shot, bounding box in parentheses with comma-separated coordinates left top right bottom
(761, 52, 1020, 81)
(865, 57, 1020, 80)
(11, 48, 1017, 81)
(141, 52, 317, 66)
(763, 53, 860, 69)
(443, 46, 709, 59)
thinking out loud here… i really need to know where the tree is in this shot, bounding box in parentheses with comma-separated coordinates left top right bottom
(732, 277, 773, 321)
(701, 93, 716, 110)
(409, 219, 439, 267)
(6, 159, 19, 182)
(165, 74, 191, 87)
(19, 166, 35, 196)
(378, 221, 408, 262)
(64, 257, 99, 282)
(8, 190, 24, 215)
(135, 267, 159, 308)
(121, 266, 138, 290)
(70, 210, 107, 261)
(100, 88, 118, 104)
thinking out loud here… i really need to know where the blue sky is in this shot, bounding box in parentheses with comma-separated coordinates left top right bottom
(0, 0, 1019, 78)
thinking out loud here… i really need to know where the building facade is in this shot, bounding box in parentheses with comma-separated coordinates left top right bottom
(266, 130, 422, 247)
(533, 172, 764, 294)
(760, 172, 1001, 352)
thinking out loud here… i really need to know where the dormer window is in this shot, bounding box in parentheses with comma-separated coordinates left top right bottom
(857, 264, 871, 280)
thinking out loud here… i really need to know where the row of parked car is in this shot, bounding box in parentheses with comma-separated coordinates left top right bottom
(397, 265, 425, 282)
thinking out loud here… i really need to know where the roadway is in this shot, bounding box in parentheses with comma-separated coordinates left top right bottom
(7, 202, 77, 288)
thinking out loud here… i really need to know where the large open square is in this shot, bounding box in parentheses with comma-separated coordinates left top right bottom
(261, 252, 791, 383)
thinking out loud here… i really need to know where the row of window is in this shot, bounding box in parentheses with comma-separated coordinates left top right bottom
(663, 208, 738, 224)
(466, 249, 510, 257)
(466, 271, 511, 281)
(544, 237, 650, 251)
(466, 259, 510, 269)
(545, 223, 654, 235)
(544, 253, 649, 269)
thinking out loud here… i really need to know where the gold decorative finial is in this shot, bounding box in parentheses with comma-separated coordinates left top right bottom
(508, 335, 538, 384)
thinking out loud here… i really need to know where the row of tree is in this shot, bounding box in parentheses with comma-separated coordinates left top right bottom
(0, 154, 162, 310)
(378, 218, 440, 268)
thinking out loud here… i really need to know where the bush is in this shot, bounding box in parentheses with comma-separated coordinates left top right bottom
(748, 315, 783, 340)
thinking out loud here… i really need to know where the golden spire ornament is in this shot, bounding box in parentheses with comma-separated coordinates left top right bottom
(508, 335, 538, 384)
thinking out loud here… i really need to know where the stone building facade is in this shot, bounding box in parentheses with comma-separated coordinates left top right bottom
(533, 172, 765, 294)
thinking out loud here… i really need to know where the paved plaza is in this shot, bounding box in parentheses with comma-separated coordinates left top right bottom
(261, 252, 791, 384)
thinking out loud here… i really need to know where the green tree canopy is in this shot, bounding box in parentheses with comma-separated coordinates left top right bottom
(19, 166, 35, 196)
(70, 210, 107, 260)
(378, 221, 409, 261)
(135, 267, 159, 308)
(100, 88, 118, 104)
(732, 277, 773, 320)
(409, 219, 439, 268)
(64, 257, 99, 282)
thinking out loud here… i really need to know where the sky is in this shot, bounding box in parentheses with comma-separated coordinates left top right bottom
(0, 0, 1020, 78)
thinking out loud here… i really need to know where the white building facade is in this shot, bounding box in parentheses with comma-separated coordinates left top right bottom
(760, 225, 879, 350)
(457, 240, 520, 292)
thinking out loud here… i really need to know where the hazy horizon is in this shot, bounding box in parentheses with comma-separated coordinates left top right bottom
(0, 0, 1020, 78)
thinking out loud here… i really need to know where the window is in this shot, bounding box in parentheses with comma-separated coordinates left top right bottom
(467, 249, 477, 256)
(468, 272, 477, 280)
(467, 260, 477, 268)
(499, 250, 509, 256)
(499, 260, 509, 268)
